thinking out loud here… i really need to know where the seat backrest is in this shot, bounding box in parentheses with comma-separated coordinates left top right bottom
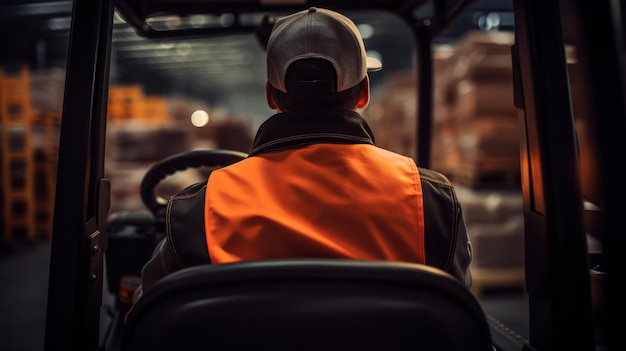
(122, 259, 493, 351)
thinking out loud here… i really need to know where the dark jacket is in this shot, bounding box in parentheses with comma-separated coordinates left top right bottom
(136, 110, 472, 299)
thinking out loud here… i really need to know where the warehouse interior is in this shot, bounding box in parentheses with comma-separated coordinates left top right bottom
(0, 1, 537, 350)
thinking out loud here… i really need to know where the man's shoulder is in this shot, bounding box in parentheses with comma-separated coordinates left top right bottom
(417, 167, 453, 188)
(172, 182, 207, 199)
(167, 181, 211, 267)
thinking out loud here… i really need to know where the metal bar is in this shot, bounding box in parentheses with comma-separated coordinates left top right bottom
(414, 18, 433, 167)
(0, 1, 72, 20)
(44, 0, 113, 349)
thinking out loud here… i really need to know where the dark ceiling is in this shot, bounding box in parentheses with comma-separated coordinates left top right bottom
(0, 0, 513, 113)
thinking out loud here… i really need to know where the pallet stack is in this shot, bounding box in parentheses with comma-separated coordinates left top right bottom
(108, 85, 170, 126)
(0, 67, 36, 245)
(108, 85, 146, 123)
(432, 31, 520, 189)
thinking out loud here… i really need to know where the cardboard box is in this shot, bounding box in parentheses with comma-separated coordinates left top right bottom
(450, 31, 514, 83)
(456, 116, 520, 164)
(450, 80, 516, 119)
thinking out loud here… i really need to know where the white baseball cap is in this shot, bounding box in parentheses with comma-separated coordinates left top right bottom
(266, 7, 382, 94)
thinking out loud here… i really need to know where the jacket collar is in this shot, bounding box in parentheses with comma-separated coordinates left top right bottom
(249, 110, 376, 156)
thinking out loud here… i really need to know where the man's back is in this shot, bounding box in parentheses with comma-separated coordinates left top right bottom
(206, 133, 427, 263)
(133, 7, 472, 302)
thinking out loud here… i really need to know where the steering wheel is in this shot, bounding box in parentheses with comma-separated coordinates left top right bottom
(140, 149, 248, 219)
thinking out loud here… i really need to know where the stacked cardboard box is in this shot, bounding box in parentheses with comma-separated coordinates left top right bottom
(432, 31, 520, 189)
(430, 32, 525, 295)
(107, 85, 171, 125)
(108, 85, 145, 122)
(0, 67, 66, 246)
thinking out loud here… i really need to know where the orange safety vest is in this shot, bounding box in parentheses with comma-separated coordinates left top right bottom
(204, 143, 426, 264)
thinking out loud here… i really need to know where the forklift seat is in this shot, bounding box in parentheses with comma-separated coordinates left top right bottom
(121, 259, 493, 351)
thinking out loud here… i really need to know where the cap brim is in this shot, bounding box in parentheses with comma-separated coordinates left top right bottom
(366, 56, 383, 72)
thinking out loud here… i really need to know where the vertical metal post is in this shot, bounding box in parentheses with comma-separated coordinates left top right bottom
(44, 0, 113, 349)
(414, 19, 433, 167)
(512, 0, 594, 349)
(562, 1, 626, 349)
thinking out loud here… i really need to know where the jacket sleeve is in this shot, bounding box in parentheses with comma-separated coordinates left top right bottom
(451, 205, 473, 289)
(418, 167, 473, 289)
(133, 236, 182, 303)
(133, 182, 209, 303)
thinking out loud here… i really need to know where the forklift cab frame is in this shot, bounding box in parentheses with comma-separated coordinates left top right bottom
(44, 0, 625, 350)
